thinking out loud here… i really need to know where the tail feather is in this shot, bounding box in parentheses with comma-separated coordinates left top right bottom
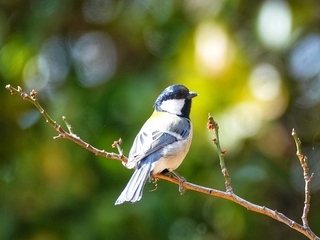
(115, 163, 152, 205)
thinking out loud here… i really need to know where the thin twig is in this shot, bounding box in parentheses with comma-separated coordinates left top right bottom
(5, 85, 127, 163)
(5, 85, 320, 240)
(292, 128, 314, 228)
(62, 116, 74, 134)
(207, 113, 232, 192)
(112, 138, 124, 157)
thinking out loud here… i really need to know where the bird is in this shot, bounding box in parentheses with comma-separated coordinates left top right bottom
(115, 84, 197, 205)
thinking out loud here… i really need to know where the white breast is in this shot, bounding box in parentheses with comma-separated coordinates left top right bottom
(151, 125, 193, 174)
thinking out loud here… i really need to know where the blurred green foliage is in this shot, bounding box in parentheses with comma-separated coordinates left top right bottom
(1, 0, 320, 239)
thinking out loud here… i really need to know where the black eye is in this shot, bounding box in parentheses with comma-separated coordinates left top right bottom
(174, 90, 183, 98)
(175, 89, 189, 99)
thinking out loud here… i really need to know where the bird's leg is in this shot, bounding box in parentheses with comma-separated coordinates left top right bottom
(171, 171, 186, 195)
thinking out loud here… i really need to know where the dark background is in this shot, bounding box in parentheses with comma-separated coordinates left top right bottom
(1, 0, 320, 239)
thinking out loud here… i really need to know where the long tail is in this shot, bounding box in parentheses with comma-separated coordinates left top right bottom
(115, 163, 152, 205)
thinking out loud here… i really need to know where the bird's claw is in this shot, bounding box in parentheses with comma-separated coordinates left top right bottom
(171, 171, 186, 195)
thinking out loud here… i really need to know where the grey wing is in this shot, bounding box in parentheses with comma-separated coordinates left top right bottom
(127, 118, 191, 168)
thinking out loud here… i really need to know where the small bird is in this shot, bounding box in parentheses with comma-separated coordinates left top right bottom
(115, 84, 197, 205)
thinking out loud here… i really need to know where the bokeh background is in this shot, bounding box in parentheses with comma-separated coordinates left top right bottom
(1, 0, 320, 239)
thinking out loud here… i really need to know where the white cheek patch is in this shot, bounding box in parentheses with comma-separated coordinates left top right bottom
(160, 99, 185, 115)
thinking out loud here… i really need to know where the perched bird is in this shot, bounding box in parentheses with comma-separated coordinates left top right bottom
(115, 84, 197, 205)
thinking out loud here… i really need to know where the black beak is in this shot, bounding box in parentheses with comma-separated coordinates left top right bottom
(187, 91, 198, 99)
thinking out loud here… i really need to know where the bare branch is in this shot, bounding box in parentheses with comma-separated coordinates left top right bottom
(207, 113, 232, 193)
(292, 128, 314, 228)
(5, 84, 127, 163)
(154, 174, 319, 239)
(5, 85, 320, 240)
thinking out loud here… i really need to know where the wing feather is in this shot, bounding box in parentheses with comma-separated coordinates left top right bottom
(126, 112, 191, 169)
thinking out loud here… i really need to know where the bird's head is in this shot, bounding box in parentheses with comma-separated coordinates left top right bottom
(154, 84, 197, 118)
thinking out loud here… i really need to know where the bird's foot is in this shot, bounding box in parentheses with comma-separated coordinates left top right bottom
(171, 171, 186, 195)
